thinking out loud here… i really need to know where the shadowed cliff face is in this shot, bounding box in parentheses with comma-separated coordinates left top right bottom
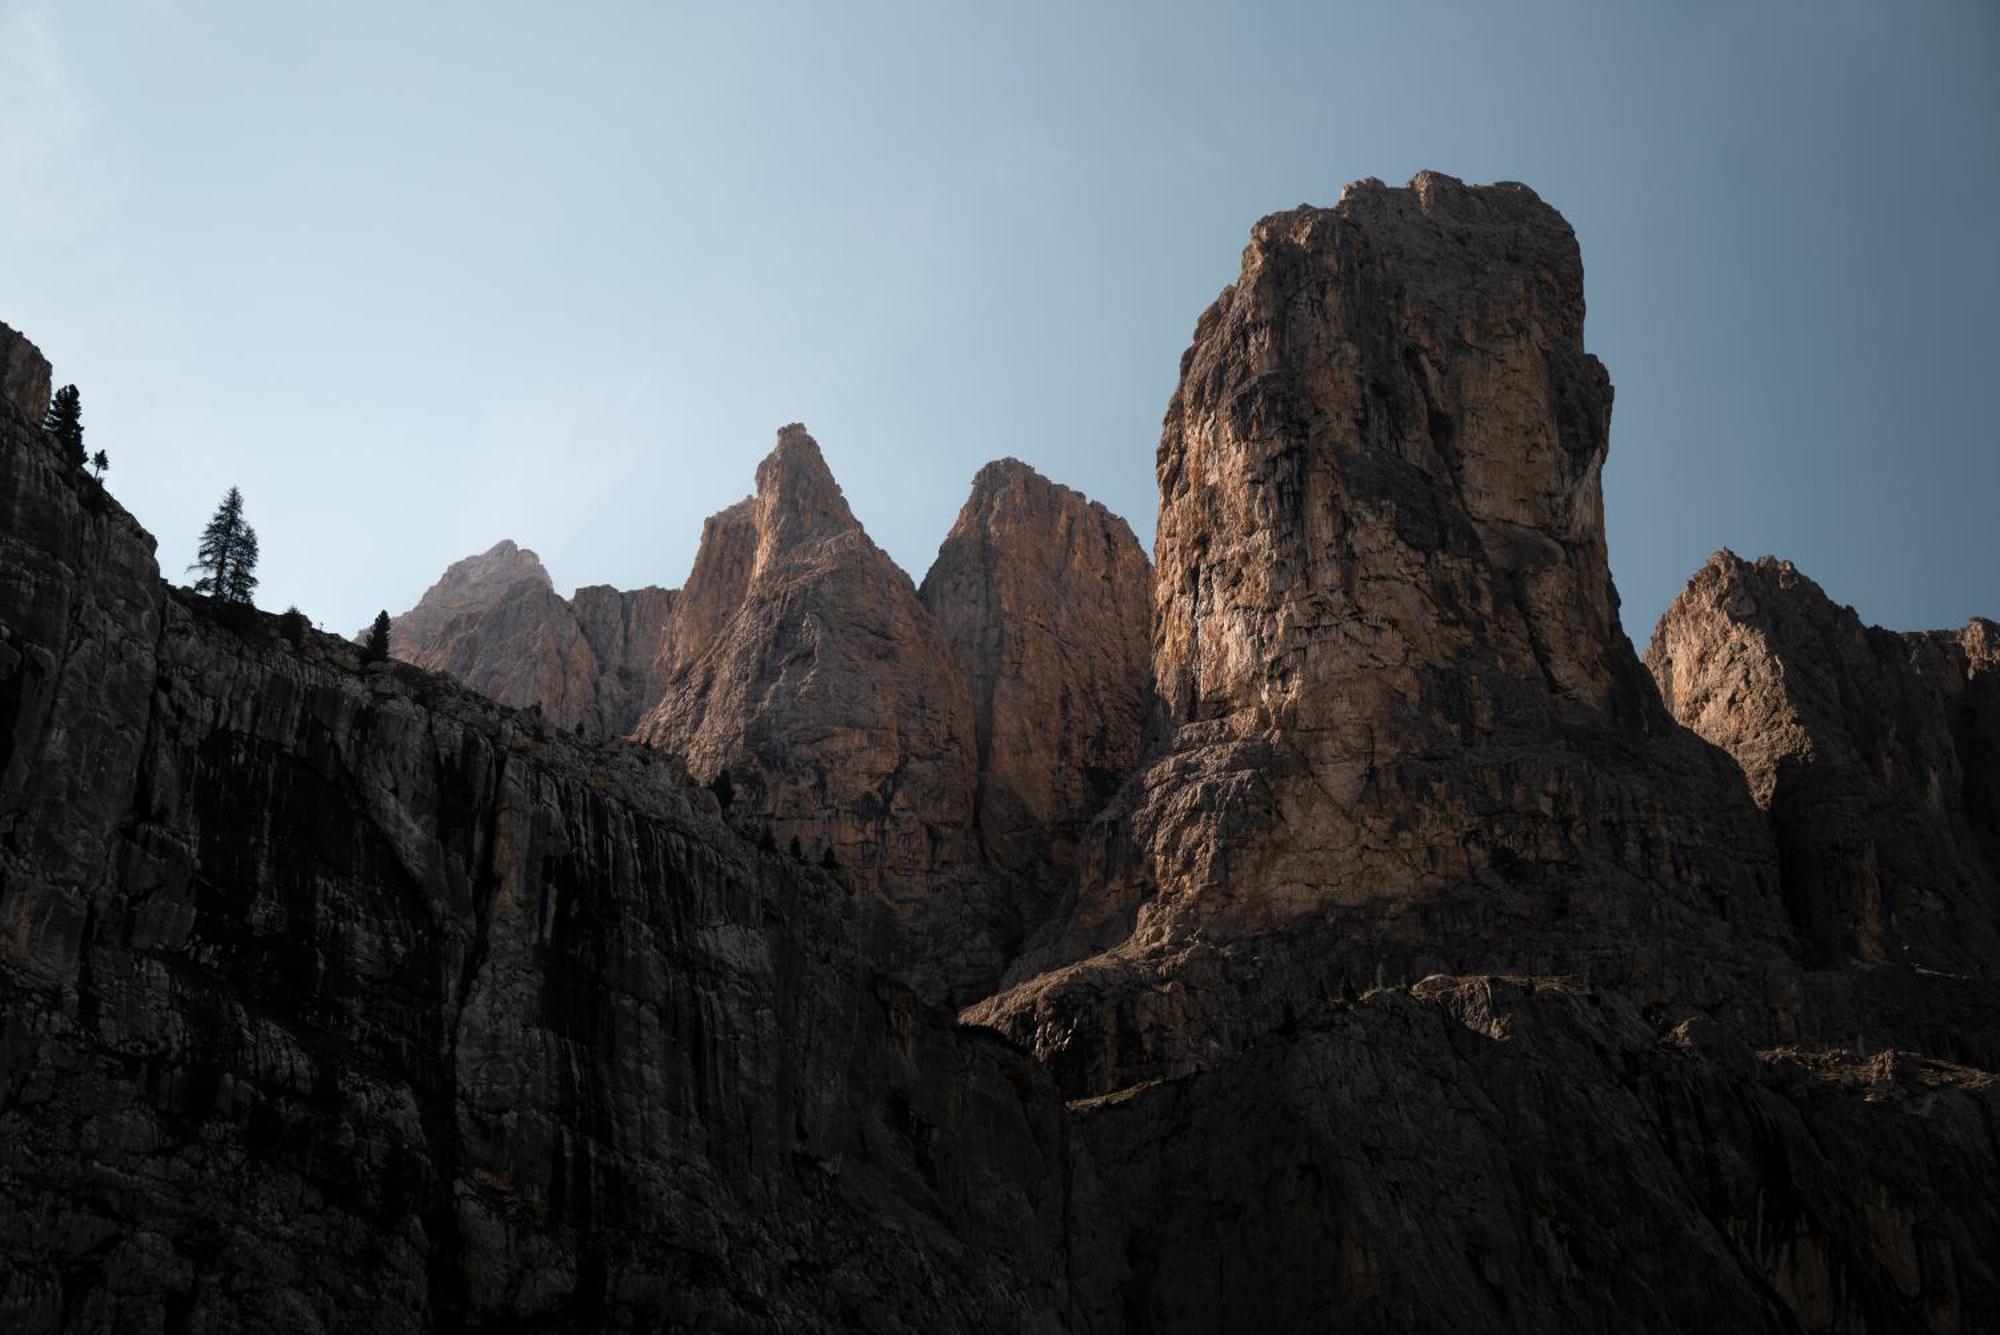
(1648, 552, 2000, 977)
(971, 173, 1798, 1096)
(1078, 977, 2000, 1335)
(919, 459, 1155, 888)
(0, 321, 50, 422)
(6, 175, 2000, 1335)
(0, 386, 1099, 1332)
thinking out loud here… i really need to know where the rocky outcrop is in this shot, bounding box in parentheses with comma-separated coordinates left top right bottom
(396, 441, 1155, 1006)
(1905, 619, 2000, 876)
(0, 321, 51, 424)
(918, 459, 1153, 884)
(635, 427, 1008, 1000)
(569, 582, 681, 736)
(1647, 552, 2000, 975)
(973, 173, 1795, 1096)
(8, 160, 2000, 1332)
(1077, 977, 2000, 1335)
(387, 540, 677, 738)
(0, 404, 1101, 1333)
(636, 425, 980, 883)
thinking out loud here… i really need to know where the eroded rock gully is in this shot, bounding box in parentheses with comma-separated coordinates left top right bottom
(4, 175, 1998, 1333)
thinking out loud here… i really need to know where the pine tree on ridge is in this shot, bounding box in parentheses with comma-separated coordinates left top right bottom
(43, 385, 84, 468)
(190, 486, 259, 605)
(362, 610, 391, 664)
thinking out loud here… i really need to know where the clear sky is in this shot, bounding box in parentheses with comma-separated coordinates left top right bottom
(4, 1, 1995, 642)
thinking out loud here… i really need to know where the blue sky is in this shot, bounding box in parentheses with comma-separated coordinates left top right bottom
(4, 1, 1995, 641)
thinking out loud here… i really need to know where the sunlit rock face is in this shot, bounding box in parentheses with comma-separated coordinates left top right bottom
(635, 425, 981, 893)
(1648, 550, 2000, 975)
(972, 173, 1795, 1095)
(628, 426, 1028, 1001)
(391, 431, 1159, 1005)
(386, 540, 677, 738)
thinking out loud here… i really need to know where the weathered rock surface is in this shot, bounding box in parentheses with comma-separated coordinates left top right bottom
(973, 173, 1795, 1095)
(397, 439, 1156, 1006)
(1077, 977, 2000, 1335)
(918, 459, 1153, 884)
(632, 428, 1017, 1000)
(0, 321, 51, 424)
(635, 425, 981, 881)
(387, 540, 677, 738)
(0, 409, 1101, 1332)
(7, 154, 2000, 1335)
(1647, 552, 2000, 976)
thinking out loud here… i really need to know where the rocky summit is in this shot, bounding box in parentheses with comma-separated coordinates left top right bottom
(973, 172, 1797, 1095)
(1647, 552, 2000, 1064)
(3, 177, 1998, 1334)
(386, 540, 677, 738)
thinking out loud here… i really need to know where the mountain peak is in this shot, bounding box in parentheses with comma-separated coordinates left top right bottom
(437, 539, 553, 596)
(752, 422, 858, 554)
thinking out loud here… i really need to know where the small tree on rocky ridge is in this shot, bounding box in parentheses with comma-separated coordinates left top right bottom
(190, 486, 259, 605)
(361, 610, 391, 664)
(43, 385, 84, 468)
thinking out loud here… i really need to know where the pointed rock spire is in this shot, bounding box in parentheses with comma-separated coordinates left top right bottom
(751, 423, 859, 571)
(636, 427, 980, 959)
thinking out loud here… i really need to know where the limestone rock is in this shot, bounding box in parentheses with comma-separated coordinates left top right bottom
(0, 321, 51, 425)
(1077, 976, 2000, 1334)
(1646, 551, 2000, 975)
(7, 175, 2000, 1333)
(387, 540, 677, 737)
(0, 401, 1097, 1333)
(637, 425, 979, 883)
(973, 174, 1793, 1095)
(918, 459, 1154, 882)
(634, 426, 1003, 998)
(569, 581, 681, 736)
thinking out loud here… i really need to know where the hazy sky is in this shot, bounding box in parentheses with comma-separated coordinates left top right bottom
(4, 1, 1995, 641)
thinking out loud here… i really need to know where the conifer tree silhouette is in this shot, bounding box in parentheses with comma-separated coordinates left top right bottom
(43, 385, 84, 468)
(362, 610, 391, 664)
(190, 486, 259, 605)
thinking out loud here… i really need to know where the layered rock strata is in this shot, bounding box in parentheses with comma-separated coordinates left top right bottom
(1647, 552, 2000, 975)
(974, 173, 1795, 1095)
